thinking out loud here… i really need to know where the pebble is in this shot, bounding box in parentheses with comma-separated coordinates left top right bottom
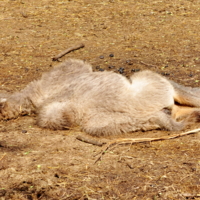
(118, 67, 124, 74)
(189, 73, 193, 77)
(161, 72, 170, 76)
(22, 130, 27, 133)
(126, 60, 133, 65)
(99, 55, 104, 59)
(131, 69, 140, 72)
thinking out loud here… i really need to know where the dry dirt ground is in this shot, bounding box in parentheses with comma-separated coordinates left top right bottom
(0, 0, 200, 199)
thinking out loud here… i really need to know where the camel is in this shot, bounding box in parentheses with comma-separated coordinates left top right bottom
(1, 59, 200, 136)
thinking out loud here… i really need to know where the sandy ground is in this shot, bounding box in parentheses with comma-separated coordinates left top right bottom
(0, 0, 200, 199)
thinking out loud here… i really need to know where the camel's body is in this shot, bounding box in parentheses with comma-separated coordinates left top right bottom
(1, 59, 200, 136)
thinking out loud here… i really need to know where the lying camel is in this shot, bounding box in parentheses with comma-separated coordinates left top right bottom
(1, 59, 200, 136)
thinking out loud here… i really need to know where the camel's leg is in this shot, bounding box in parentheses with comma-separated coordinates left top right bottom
(171, 80, 200, 107)
(171, 104, 200, 122)
(81, 110, 185, 137)
(36, 101, 78, 130)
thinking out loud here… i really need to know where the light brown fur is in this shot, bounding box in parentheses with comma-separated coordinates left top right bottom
(1, 59, 200, 136)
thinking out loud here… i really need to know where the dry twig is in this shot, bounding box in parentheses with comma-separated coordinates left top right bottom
(76, 135, 106, 147)
(94, 128, 200, 163)
(0, 153, 6, 161)
(182, 193, 200, 198)
(140, 61, 158, 68)
(52, 43, 85, 61)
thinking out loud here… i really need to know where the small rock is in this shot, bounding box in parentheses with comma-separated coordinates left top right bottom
(118, 67, 124, 74)
(126, 60, 133, 65)
(99, 55, 104, 59)
(24, 68, 29, 72)
(131, 69, 140, 72)
(109, 54, 114, 57)
(189, 73, 193, 77)
(22, 130, 27, 133)
(161, 72, 170, 76)
(54, 173, 59, 178)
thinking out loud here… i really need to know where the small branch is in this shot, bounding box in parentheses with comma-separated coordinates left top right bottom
(52, 43, 85, 61)
(94, 128, 200, 164)
(140, 61, 157, 68)
(0, 153, 6, 161)
(76, 135, 106, 147)
(182, 193, 200, 198)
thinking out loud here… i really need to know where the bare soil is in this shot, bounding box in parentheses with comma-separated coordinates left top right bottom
(0, 0, 200, 199)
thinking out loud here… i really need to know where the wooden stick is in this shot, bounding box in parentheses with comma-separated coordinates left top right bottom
(76, 135, 106, 147)
(181, 193, 200, 198)
(0, 153, 6, 161)
(140, 61, 157, 68)
(52, 43, 85, 61)
(94, 128, 200, 163)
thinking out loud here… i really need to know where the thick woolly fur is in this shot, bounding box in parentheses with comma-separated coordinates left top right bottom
(1, 59, 200, 136)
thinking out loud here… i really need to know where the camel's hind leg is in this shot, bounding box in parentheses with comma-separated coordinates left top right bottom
(81, 110, 185, 137)
(171, 104, 200, 122)
(140, 110, 185, 132)
(171, 80, 200, 107)
(81, 111, 135, 137)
